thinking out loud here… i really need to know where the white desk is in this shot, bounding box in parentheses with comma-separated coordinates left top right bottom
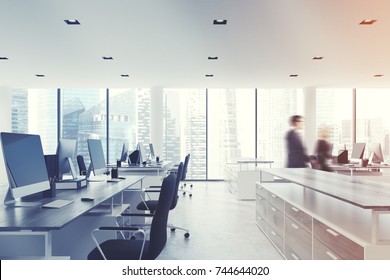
(257, 168, 390, 259)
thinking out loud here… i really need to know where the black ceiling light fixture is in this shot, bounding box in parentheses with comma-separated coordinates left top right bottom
(35, 74, 45, 77)
(64, 19, 81, 25)
(208, 56, 219, 60)
(213, 19, 227, 25)
(0, 57, 9, 60)
(359, 19, 377, 25)
(102, 56, 113, 60)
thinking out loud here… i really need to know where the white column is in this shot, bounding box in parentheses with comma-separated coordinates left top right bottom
(0, 87, 12, 184)
(150, 87, 164, 157)
(303, 87, 317, 155)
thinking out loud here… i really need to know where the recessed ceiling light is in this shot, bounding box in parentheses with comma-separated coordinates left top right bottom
(102, 56, 113, 60)
(312, 56, 324, 60)
(0, 57, 9, 60)
(374, 74, 383, 77)
(64, 19, 80, 25)
(121, 74, 129, 77)
(35, 74, 45, 77)
(208, 56, 218, 60)
(289, 74, 298, 77)
(359, 19, 377, 25)
(205, 74, 214, 77)
(213, 19, 227, 25)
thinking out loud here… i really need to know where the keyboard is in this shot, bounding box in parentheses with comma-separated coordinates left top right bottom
(42, 199, 74, 209)
(107, 178, 124, 183)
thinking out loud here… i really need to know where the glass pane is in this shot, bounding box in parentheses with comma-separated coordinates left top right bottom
(208, 89, 255, 179)
(356, 89, 390, 161)
(163, 89, 206, 180)
(257, 89, 303, 167)
(316, 89, 353, 152)
(11, 88, 57, 154)
(61, 89, 107, 167)
(108, 88, 151, 163)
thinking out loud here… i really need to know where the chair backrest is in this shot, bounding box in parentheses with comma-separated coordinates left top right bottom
(181, 154, 190, 181)
(148, 173, 176, 259)
(77, 155, 87, 175)
(170, 162, 183, 210)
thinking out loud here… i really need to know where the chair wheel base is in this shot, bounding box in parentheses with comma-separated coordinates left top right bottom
(170, 228, 176, 232)
(184, 233, 190, 238)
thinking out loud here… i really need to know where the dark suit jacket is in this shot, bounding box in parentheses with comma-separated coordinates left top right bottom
(286, 129, 309, 168)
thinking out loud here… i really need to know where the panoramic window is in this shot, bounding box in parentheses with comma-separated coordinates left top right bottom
(11, 88, 57, 154)
(208, 88, 255, 179)
(61, 89, 107, 166)
(163, 89, 206, 180)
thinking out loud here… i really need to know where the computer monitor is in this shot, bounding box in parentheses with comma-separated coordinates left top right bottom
(138, 142, 147, 163)
(0, 132, 51, 206)
(149, 143, 155, 159)
(367, 142, 384, 163)
(57, 138, 77, 180)
(350, 143, 366, 163)
(87, 139, 109, 177)
(119, 142, 129, 162)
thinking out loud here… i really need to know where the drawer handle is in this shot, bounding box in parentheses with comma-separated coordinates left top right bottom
(326, 228, 340, 237)
(326, 251, 339, 260)
(271, 231, 277, 236)
(291, 253, 299, 260)
(291, 207, 300, 212)
(271, 194, 277, 198)
(291, 223, 300, 230)
(271, 207, 276, 212)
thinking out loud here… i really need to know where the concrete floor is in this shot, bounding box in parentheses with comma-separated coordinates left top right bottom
(157, 181, 283, 260)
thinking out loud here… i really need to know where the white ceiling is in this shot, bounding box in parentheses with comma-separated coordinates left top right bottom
(1, 0, 390, 89)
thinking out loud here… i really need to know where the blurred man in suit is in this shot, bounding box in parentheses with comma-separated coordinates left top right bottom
(286, 115, 309, 168)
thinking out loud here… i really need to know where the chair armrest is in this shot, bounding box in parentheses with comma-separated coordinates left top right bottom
(121, 213, 154, 217)
(91, 227, 146, 260)
(98, 226, 141, 231)
(144, 189, 161, 193)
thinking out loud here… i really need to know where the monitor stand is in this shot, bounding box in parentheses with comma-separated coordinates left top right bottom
(4, 188, 41, 207)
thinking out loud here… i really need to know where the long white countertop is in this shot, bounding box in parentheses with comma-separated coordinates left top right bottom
(259, 168, 390, 209)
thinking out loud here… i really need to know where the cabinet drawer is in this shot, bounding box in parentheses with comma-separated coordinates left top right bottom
(256, 185, 268, 199)
(267, 203, 284, 238)
(285, 201, 312, 233)
(267, 225, 284, 253)
(313, 219, 364, 260)
(284, 243, 302, 260)
(313, 238, 341, 260)
(256, 195, 268, 219)
(267, 191, 284, 211)
(285, 216, 312, 260)
(256, 214, 267, 232)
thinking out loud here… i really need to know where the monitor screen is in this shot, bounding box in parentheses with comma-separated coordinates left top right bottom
(149, 143, 155, 159)
(87, 139, 108, 176)
(367, 143, 384, 163)
(120, 142, 129, 162)
(57, 138, 77, 180)
(351, 143, 366, 160)
(138, 142, 146, 163)
(0, 132, 50, 205)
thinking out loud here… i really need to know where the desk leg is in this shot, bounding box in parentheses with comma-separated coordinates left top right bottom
(371, 210, 390, 244)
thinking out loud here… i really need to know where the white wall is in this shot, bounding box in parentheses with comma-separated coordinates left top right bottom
(0, 87, 11, 184)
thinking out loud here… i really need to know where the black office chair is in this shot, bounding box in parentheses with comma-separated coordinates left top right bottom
(179, 154, 192, 197)
(87, 174, 176, 260)
(126, 162, 190, 238)
(77, 155, 87, 176)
